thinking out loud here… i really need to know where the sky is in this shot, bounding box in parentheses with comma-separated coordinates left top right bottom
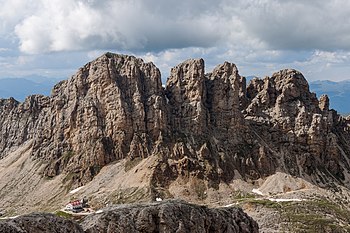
(1, 0, 350, 83)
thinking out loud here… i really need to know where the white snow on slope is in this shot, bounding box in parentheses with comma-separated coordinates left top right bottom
(69, 186, 85, 194)
(252, 188, 264, 196)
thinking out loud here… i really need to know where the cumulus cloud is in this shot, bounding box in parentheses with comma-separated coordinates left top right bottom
(4, 0, 350, 54)
(12, 0, 227, 54)
(0, 0, 35, 35)
(309, 50, 350, 64)
(227, 0, 350, 50)
(1, 0, 350, 81)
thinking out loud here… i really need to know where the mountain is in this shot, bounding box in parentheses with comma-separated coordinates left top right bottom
(310, 79, 350, 115)
(0, 76, 61, 102)
(1, 53, 350, 231)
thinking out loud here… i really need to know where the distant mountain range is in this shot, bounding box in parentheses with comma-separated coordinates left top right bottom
(0, 76, 62, 102)
(309, 79, 350, 115)
(0, 75, 349, 115)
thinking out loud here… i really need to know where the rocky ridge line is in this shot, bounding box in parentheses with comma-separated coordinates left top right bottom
(0, 52, 349, 191)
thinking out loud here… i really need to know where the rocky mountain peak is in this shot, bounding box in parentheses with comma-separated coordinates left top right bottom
(245, 69, 321, 133)
(210, 61, 239, 80)
(0, 98, 18, 119)
(0, 53, 168, 184)
(0, 52, 349, 191)
(319, 94, 330, 111)
(166, 58, 207, 134)
(272, 69, 309, 94)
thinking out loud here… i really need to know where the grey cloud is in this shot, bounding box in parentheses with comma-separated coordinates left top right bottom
(1, 0, 350, 83)
(8, 0, 350, 54)
(13, 0, 226, 54)
(229, 0, 350, 50)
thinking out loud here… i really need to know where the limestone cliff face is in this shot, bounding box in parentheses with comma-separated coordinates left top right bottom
(0, 53, 167, 184)
(34, 53, 167, 183)
(245, 69, 350, 183)
(0, 52, 350, 190)
(166, 59, 207, 135)
(0, 96, 50, 157)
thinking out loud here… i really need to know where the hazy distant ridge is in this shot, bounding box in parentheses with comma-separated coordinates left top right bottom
(309, 79, 350, 114)
(0, 77, 61, 102)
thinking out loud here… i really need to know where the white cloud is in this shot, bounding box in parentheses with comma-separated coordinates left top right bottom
(309, 50, 350, 64)
(0, 0, 37, 36)
(226, 0, 350, 50)
(0, 0, 350, 82)
(0, 48, 10, 52)
(4, 0, 350, 54)
(12, 0, 227, 54)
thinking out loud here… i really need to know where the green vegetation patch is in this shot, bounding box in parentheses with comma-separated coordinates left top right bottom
(55, 210, 72, 219)
(63, 151, 75, 159)
(280, 198, 350, 232)
(231, 190, 256, 200)
(244, 199, 284, 209)
(124, 157, 142, 172)
(236, 196, 350, 232)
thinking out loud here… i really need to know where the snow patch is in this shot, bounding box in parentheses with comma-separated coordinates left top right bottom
(252, 188, 263, 196)
(156, 197, 162, 202)
(224, 203, 235, 207)
(224, 202, 239, 207)
(0, 215, 19, 220)
(69, 186, 85, 194)
(95, 210, 103, 214)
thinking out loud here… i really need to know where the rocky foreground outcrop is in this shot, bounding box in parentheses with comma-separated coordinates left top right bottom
(0, 213, 83, 233)
(0, 201, 258, 233)
(0, 52, 350, 191)
(83, 200, 258, 233)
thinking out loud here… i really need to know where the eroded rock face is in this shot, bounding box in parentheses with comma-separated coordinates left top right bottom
(0, 213, 83, 233)
(244, 69, 350, 183)
(0, 53, 167, 184)
(166, 59, 208, 135)
(0, 52, 350, 190)
(82, 200, 259, 233)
